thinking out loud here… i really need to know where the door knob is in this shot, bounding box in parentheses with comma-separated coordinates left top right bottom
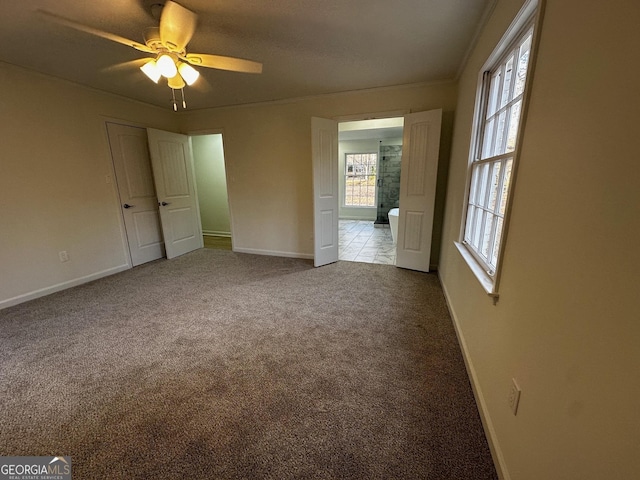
(161, 201, 170, 206)
(123, 203, 134, 209)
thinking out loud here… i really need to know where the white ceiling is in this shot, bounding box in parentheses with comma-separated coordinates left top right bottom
(0, 0, 494, 111)
(339, 117, 404, 141)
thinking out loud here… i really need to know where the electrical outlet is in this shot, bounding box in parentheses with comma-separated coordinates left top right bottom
(508, 378, 521, 415)
(58, 251, 69, 262)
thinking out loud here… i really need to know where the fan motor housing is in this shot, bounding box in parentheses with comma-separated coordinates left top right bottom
(143, 27, 162, 49)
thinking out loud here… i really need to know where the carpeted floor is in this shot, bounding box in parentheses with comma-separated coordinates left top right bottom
(203, 235, 233, 251)
(0, 249, 497, 479)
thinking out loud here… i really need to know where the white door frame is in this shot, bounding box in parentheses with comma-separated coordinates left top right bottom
(313, 109, 441, 271)
(315, 112, 408, 267)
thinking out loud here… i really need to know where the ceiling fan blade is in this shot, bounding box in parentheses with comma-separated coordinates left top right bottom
(101, 58, 150, 73)
(160, 1, 197, 52)
(185, 54, 263, 74)
(37, 10, 154, 53)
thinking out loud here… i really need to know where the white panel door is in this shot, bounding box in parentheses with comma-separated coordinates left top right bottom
(147, 128, 203, 259)
(396, 109, 442, 272)
(107, 123, 165, 266)
(312, 117, 339, 267)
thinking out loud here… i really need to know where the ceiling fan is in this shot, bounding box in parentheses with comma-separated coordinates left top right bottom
(38, 1, 263, 110)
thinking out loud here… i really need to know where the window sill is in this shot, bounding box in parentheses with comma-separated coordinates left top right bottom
(454, 242, 500, 300)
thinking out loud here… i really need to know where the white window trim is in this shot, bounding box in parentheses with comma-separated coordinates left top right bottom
(456, 0, 545, 300)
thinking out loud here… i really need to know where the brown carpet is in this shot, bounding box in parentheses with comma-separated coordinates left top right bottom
(0, 249, 497, 479)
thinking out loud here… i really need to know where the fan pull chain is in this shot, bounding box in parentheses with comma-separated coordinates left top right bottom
(181, 88, 187, 109)
(171, 89, 178, 112)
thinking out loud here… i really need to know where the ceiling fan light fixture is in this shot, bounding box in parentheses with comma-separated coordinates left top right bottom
(178, 62, 200, 85)
(39, 1, 264, 112)
(157, 53, 177, 78)
(167, 74, 186, 89)
(140, 59, 161, 83)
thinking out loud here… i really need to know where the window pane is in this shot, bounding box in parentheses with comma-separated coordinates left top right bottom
(465, 205, 475, 242)
(482, 118, 495, 160)
(472, 209, 484, 249)
(514, 32, 532, 97)
(493, 110, 507, 156)
(500, 55, 515, 107)
(477, 163, 490, 206)
(346, 158, 354, 174)
(354, 154, 363, 174)
(469, 165, 480, 205)
(506, 100, 522, 153)
(345, 185, 353, 205)
(481, 213, 494, 259)
(487, 70, 502, 118)
(491, 216, 504, 269)
(499, 158, 513, 215)
(488, 161, 502, 211)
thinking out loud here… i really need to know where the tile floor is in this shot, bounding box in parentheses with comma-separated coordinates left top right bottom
(339, 220, 396, 265)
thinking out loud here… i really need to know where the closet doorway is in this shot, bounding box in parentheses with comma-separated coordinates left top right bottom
(107, 123, 204, 266)
(107, 123, 231, 267)
(190, 133, 233, 251)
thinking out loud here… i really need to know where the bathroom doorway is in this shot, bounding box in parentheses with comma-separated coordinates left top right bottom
(312, 109, 441, 271)
(337, 117, 404, 264)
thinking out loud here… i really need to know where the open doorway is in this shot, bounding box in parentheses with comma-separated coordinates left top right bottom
(337, 117, 404, 265)
(313, 109, 442, 271)
(108, 124, 205, 265)
(108, 124, 232, 264)
(190, 133, 232, 251)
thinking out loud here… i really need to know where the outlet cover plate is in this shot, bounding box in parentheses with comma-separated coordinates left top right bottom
(508, 378, 521, 415)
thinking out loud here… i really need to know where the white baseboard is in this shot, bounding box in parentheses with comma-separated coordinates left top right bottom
(0, 264, 130, 310)
(233, 247, 314, 260)
(202, 230, 232, 237)
(439, 275, 509, 480)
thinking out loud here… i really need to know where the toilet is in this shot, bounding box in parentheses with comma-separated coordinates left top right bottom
(388, 208, 399, 244)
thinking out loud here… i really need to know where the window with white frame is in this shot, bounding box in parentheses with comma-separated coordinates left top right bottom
(460, 1, 539, 294)
(344, 153, 377, 207)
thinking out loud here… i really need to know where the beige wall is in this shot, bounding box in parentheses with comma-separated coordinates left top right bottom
(0, 68, 456, 306)
(439, 1, 640, 479)
(0, 62, 177, 307)
(192, 134, 231, 236)
(179, 82, 457, 257)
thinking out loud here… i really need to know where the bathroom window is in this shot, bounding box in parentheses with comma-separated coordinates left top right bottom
(344, 153, 377, 207)
(458, 0, 540, 296)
